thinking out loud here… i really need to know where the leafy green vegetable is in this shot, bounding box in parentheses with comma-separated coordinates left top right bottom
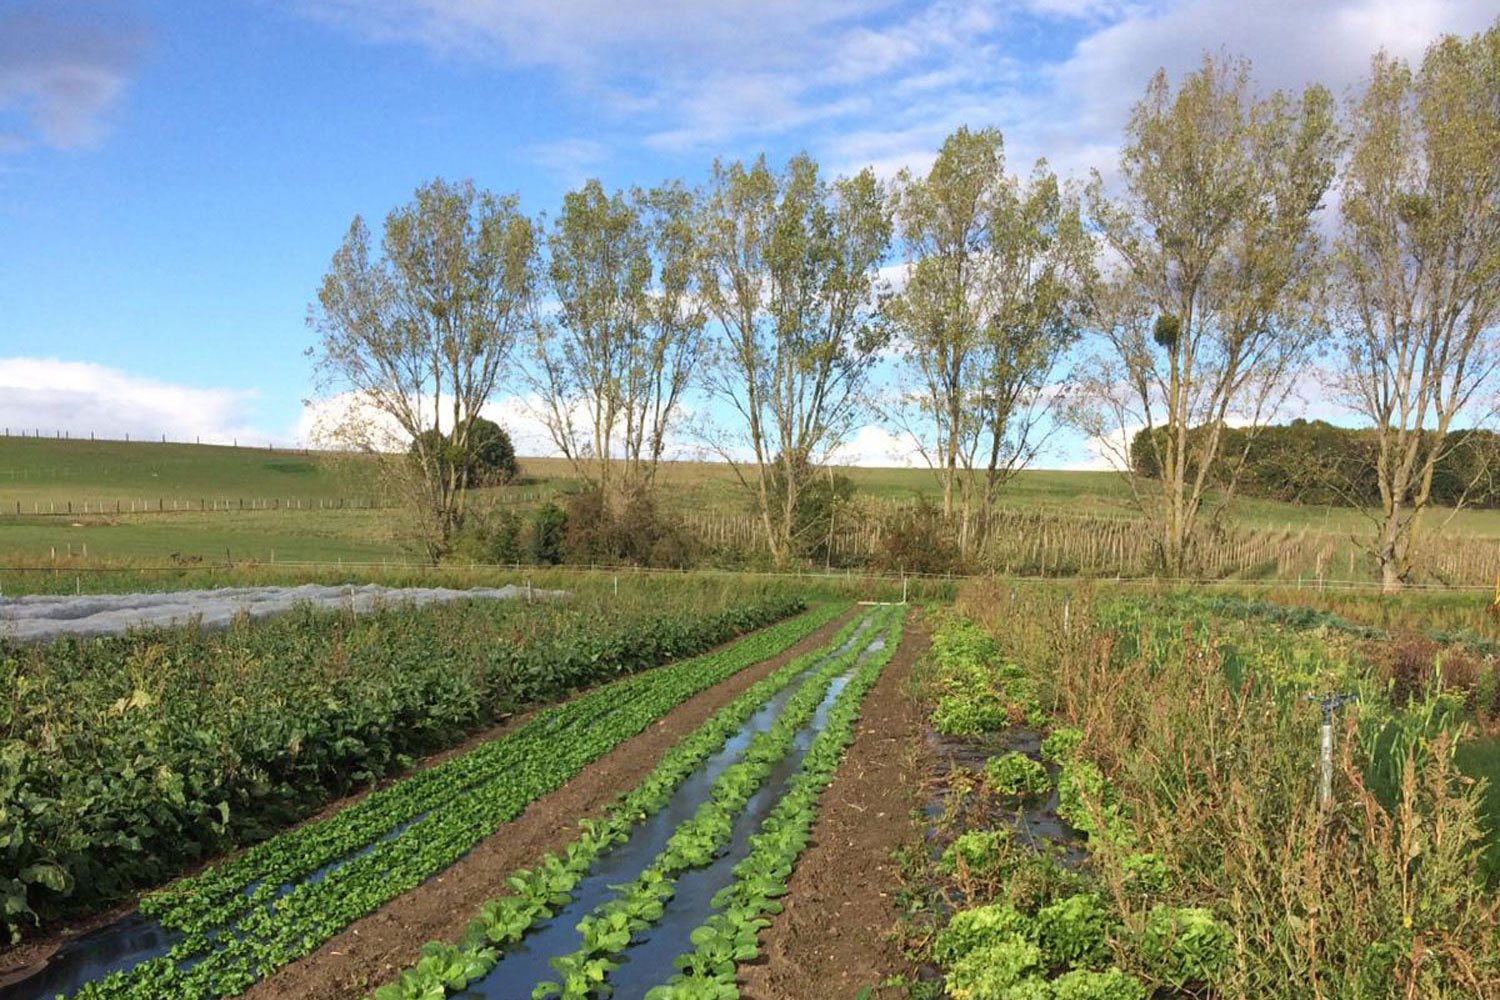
(985, 752, 1051, 799)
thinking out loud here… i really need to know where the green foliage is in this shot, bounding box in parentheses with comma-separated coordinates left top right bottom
(538, 609, 901, 999)
(759, 455, 856, 564)
(56, 602, 842, 1000)
(938, 830, 1011, 877)
(1034, 893, 1109, 970)
(927, 613, 1042, 735)
(410, 417, 520, 489)
(1040, 728, 1084, 763)
(934, 904, 1033, 966)
(985, 752, 1051, 798)
(530, 503, 568, 564)
(1117, 852, 1170, 893)
(1048, 968, 1147, 1000)
(1055, 760, 1132, 847)
(1130, 420, 1500, 510)
(946, 936, 1045, 999)
(934, 693, 1011, 736)
(1137, 905, 1233, 989)
(449, 508, 523, 564)
(1, 591, 805, 944)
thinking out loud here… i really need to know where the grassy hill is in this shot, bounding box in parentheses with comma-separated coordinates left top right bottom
(2, 435, 1499, 574)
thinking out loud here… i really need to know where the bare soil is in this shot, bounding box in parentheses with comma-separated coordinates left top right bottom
(738, 613, 931, 1000)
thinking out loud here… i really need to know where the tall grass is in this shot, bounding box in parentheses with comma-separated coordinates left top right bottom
(957, 582, 1500, 998)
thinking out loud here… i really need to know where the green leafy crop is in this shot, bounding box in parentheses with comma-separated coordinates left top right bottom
(985, 752, 1051, 798)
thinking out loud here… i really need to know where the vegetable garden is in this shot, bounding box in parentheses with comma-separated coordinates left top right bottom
(1, 575, 919, 1000)
(7, 573, 1500, 1000)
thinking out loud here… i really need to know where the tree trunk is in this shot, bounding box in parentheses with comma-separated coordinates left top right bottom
(1378, 505, 1404, 593)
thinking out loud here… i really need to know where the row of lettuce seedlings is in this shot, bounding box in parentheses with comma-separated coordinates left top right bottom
(370, 607, 905, 1000)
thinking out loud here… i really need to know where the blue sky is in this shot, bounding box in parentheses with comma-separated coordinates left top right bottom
(1, 0, 1494, 466)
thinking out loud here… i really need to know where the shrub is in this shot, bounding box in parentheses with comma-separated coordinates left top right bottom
(1138, 905, 1233, 989)
(1049, 967, 1148, 1000)
(938, 830, 1012, 877)
(933, 693, 1009, 736)
(1035, 893, 1109, 969)
(560, 486, 699, 569)
(1040, 727, 1085, 763)
(946, 937, 1044, 1000)
(449, 509, 522, 565)
(935, 903, 1033, 965)
(985, 752, 1051, 798)
(530, 503, 568, 564)
(870, 496, 963, 575)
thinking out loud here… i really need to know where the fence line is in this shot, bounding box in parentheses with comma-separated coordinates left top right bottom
(0, 558, 1495, 593)
(0, 427, 295, 450)
(0, 497, 394, 515)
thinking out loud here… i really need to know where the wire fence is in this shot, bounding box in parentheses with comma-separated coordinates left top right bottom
(0, 558, 1495, 593)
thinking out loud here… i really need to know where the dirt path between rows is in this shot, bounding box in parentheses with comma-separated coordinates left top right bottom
(739, 610, 930, 1000)
(245, 605, 857, 1000)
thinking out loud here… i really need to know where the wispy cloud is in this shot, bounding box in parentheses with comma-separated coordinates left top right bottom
(0, 358, 278, 445)
(0, 1, 150, 152)
(289, 0, 1495, 192)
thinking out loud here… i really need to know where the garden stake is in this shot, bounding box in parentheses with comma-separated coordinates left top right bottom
(1309, 692, 1358, 808)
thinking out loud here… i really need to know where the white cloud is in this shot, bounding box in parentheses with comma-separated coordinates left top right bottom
(286, 0, 1495, 194)
(1048, 0, 1497, 179)
(296, 389, 708, 460)
(0, 2, 149, 152)
(526, 138, 611, 185)
(0, 358, 276, 445)
(827, 423, 922, 467)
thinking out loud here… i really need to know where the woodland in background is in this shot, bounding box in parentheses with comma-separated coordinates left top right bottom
(1131, 421, 1500, 509)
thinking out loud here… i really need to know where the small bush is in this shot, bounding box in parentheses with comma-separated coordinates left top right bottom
(1138, 905, 1233, 989)
(870, 496, 962, 575)
(449, 508, 522, 565)
(1034, 893, 1109, 969)
(946, 937, 1044, 1000)
(1040, 727, 1085, 763)
(530, 503, 568, 565)
(985, 752, 1051, 798)
(938, 830, 1011, 876)
(1049, 967, 1147, 1000)
(934, 904, 1033, 966)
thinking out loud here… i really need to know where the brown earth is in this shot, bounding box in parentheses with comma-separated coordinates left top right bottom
(739, 612, 931, 1000)
(244, 605, 857, 1000)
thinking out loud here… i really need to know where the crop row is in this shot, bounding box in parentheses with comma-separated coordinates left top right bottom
(141, 602, 843, 932)
(3, 584, 804, 940)
(61, 601, 846, 1000)
(647, 610, 905, 1000)
(530, 607, 899, 1000)
(367, 607, 898, 1000)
